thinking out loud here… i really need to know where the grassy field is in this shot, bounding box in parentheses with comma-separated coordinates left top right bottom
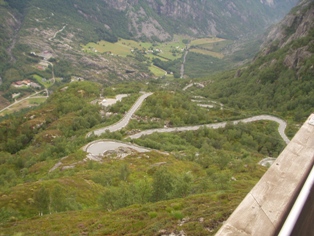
(28, 97, 47, 105)
(32, 74, 52, 88)
(82, 36, 232, 77)
(190, 37, 225, 46)
(189, 37, 232, 59)
(82, 38, 186, 60)
(0, 97, 47, 116)
(189, 48, 224, 59)
(149, 65, 167, 77)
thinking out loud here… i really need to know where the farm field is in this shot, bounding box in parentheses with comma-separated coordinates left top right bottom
(149, 65, 173, 78)
(189, 48, 224, 59)
(82, 38, 187, 60)
(82, 36, 230, 76)
(189, 37, 232, 59)
(190, 37, 225, 46)
(0, 98, 46, 116)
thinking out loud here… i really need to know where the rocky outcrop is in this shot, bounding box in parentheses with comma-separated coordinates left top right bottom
(257, 0, 314, 80)
(284, 46, 312, 69)
(262, 0, 314, 51)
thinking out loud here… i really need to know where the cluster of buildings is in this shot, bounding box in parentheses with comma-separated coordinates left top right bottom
(12, 79, 41, 89)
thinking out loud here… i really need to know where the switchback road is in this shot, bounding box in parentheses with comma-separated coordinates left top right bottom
(128, 115, 290, 144)
(86, 92, 153, 137)
(84, 92, 290, 158)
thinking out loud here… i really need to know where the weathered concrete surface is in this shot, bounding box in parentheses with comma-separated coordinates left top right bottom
(216, 114, 314, 236)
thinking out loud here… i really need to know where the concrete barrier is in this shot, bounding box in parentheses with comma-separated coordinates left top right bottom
(216, 114, 314, 236)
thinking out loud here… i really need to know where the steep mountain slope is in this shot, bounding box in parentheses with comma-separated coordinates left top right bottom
(5, 0, 299, 43)
(200, 0, 314, 122)
(0, 0, 298, 110)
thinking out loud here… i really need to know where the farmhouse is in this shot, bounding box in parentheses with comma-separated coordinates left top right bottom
(12, 80, 31, 88)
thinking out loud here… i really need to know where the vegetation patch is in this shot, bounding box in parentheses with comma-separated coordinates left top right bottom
(149, 65, 167, 77)
(189, 48, 224, 59)
(32, 74, 52, 88)
(82, 38, 187, 60)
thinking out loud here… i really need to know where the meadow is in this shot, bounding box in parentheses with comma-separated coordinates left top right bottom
(32, 74, 52, 88)
(189, 37, 232, 58)
(82, 36, 229, 77)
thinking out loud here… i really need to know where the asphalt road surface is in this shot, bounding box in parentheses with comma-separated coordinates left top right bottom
(85, 140, 150, 157)
(87, 92, 153, 137)
(128, 115, 290, 144)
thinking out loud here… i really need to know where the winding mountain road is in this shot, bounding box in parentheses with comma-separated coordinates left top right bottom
(84, 92, 290, 158)
(128, 115, 290, 144)
(86, 92, 153, 137)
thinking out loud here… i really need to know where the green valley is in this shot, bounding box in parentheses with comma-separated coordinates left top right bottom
(0, 0, 313, 235)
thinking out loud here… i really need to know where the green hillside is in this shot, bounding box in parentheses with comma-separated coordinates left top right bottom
(0, 0, 313, 235)
(193, 1, 314, 123)
(0, 79, 286, 235)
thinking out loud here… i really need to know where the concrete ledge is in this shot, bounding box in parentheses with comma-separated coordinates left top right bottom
(216, 114, 314, 236)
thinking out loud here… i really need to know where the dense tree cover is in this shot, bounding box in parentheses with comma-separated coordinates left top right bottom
(99, 120, 283, 211)
(0, 80, 289, 236)
(133, 122, 284, 157)
(152, 58, 181, 78)
(184, 52, 229, 78)
(134, 91, 244, 129)
(0, 81, 149, 202)
(0, 81, 101, 154)
(4, 0, 29, 13)
(99, 167, 194, 211)
(53, 59, 73, 80)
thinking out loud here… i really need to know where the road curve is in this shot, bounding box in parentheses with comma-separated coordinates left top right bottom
(49, 25, 67, 41)
(87, 92, 153, 137)
(83, 140, 151, 159)
(128, 115, 290, 145)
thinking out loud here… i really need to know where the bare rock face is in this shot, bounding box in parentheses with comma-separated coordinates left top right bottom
(105, 0, 139, 11)
(260, 0, 275, 7)
(257, 0, 313, 79)
(262, 0, 314, 51)
(127, 8, 171, 41)
(284, 46, 312, 69)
